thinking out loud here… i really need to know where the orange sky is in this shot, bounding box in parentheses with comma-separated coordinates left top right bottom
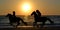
(0, 0, 60, 15)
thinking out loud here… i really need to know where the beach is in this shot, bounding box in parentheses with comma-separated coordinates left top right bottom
(0, 26, 60, 30)
(0, 15, 60, 30)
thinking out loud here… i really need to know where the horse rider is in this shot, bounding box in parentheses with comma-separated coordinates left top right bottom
(36, 10, 41, 17)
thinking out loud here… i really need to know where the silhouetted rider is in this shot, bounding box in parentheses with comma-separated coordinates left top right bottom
(12, 11, 16, 22)
(12, 11, 27, 25)
(36, 10, 41, 17)
(13, 11, 15, 16)
(13, 11, 21, 25)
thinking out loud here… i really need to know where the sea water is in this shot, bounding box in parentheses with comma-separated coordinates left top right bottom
(0, 15, 60, 28)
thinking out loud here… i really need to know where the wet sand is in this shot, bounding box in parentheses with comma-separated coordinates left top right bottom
(0, 27, 60, 30)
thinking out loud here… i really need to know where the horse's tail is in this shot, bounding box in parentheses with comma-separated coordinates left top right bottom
(47, 18, 54, 24)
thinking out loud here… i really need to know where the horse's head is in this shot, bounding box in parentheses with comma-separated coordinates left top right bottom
(6, 14, 12, 17)
(31, 11, 37, 16)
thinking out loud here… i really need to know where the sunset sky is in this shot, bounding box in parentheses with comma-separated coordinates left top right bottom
(0, 0, 60, 15)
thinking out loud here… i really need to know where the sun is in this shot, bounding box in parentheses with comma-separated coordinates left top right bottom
(19, 2, 32, 15)
(23, 4, 30, 11)
(22, 3, 31, 12)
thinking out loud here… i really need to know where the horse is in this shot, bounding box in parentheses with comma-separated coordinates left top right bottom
(31, 11, 54, 28)
(6, 14, 27, 28)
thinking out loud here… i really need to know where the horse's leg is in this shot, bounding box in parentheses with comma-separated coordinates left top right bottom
(9, 20, 13, 25)
(33, 22, 37, 27)
(17, 20, 20, 26)
(10, 22, 13, 25)
(40, 21, 45, 28)
(47, 18, 54, 24)
(21, 19, 27, 25)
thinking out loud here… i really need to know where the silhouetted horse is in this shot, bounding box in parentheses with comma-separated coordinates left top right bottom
(31, 11, 54, 28)
(6, 14, 27, 27)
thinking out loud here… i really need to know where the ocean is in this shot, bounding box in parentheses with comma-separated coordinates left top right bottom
(0, 15, 60, 28)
